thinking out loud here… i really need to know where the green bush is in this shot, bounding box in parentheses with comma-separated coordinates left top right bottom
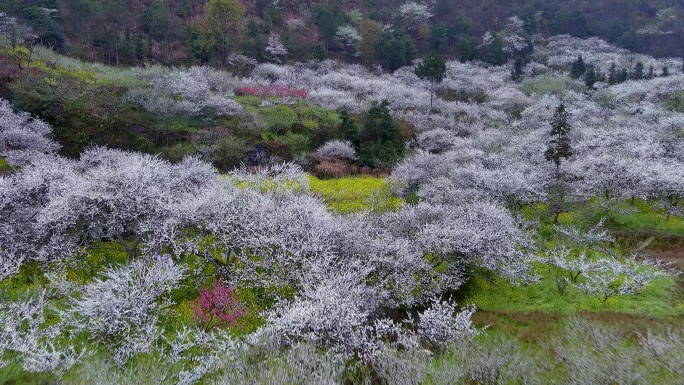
(664, 91, 684, 112)
(355, 100, 405, 168)
(161, 142, 200, 163)
(0, 156, 13, 171)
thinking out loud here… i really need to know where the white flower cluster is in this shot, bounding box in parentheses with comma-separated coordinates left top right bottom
(0, 99, 60, 166)
(315, 140, 357, 160)
(400, 2, 433, 28)
(66, 256, 186, 364)
(126, 66, 242, 116)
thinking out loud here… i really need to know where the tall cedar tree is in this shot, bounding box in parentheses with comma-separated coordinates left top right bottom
(545, 103, 572, 175)
(570, 55, 586, 79)
(511, 58, 524, 82)
(633, 62, 644, 79)
(584, 65, 597, 89)
(415, 52, 446, 109)
(357, 100, 404, 168)
(608, 62, 617, 85)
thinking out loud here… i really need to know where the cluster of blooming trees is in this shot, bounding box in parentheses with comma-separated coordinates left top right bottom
(2, 97, 526, 377)
(125, 66, 242, 116)
(1, 32, 682, 382)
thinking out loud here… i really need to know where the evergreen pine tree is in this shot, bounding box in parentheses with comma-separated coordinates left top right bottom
(633, 62, 644, 79)
(570, 55, 586, 79)
(313, 43, 325, 61)
(134, 35, 145, 61)
(123, 28, 132, 62)
(618, 68, 629, 83)
(608, 62, 617, 85)
(480, 34, 507, 66)
(339, 110, 359, 144)
(544, 103, 573, 223)
(596, 69, 606, 83)
(584, 65, 597, 89)
(242, 19, 262, 61)
(430, 22, 448, 53)
(647, 66, 654, 79)
(357, 100, 404, 167)
(415, 51, 446, 109)
(545, 103, 572, 175)
(662, 66, 669, 77)
(511, 57, 524, 83)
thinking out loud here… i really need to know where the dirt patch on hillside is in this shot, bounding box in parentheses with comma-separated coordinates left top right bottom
(648, 245, 684, 271)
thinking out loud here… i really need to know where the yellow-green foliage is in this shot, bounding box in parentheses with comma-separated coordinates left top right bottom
(0, 156, 13, 171)
(297, 102, 341, 128)
(31, 46, 144, 87)
(588, 198, 684, 236)
(461, 265, 681, 317)
(226, 174, 308, 194)
(239, 98, 341, 134)
(234, 95, 262, 106)
(519, 76, 568, 96)
(664, 91, 684, 112)
(308, 176, 403, 214)
(248, 104, 298, 131)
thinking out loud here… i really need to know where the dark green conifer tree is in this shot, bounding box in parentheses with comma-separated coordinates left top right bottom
(313, 43, 325, 62)
(633, 62, 644, 79)
(511, 57, 524, 82)
(357, 100, 404, 168)
(608, 62, 617, 85)
(415, 51, 446, 109)
(545, 103, 572, 175)
(618, 68, 629, 83)
(430, 22, 448, 53)
(570, 55, 586, 79)
(584, 65, 597, 88)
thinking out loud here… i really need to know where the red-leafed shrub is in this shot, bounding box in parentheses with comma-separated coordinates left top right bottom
(191, 280, 246, 329)
(236, 85, 308, 98)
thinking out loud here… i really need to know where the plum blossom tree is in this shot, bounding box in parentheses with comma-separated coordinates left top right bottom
(334, 25, 361, 57)
(0, 154, 79, 270)
(265, 33, 287, 64)
(414, 299, 480, 349)
(66, 256, 186, 365)
(400, 2, 432, 31)
(546, 221, 675, 301)
(0, 99, 60, 166)
(0, 290, 84, 373)
(125, 67, 242, 117)
(315, 140, 357, 160)
(35, 148, 218, 260)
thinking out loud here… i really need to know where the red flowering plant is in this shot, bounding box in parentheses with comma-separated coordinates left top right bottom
(191, 280, 247, 330)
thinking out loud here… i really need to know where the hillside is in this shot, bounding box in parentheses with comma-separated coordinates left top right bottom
(1, 0, 683, 67)
(1, 26, 684, 383)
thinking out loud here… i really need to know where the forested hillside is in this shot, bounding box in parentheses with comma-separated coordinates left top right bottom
(1, 0, 683, 67)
